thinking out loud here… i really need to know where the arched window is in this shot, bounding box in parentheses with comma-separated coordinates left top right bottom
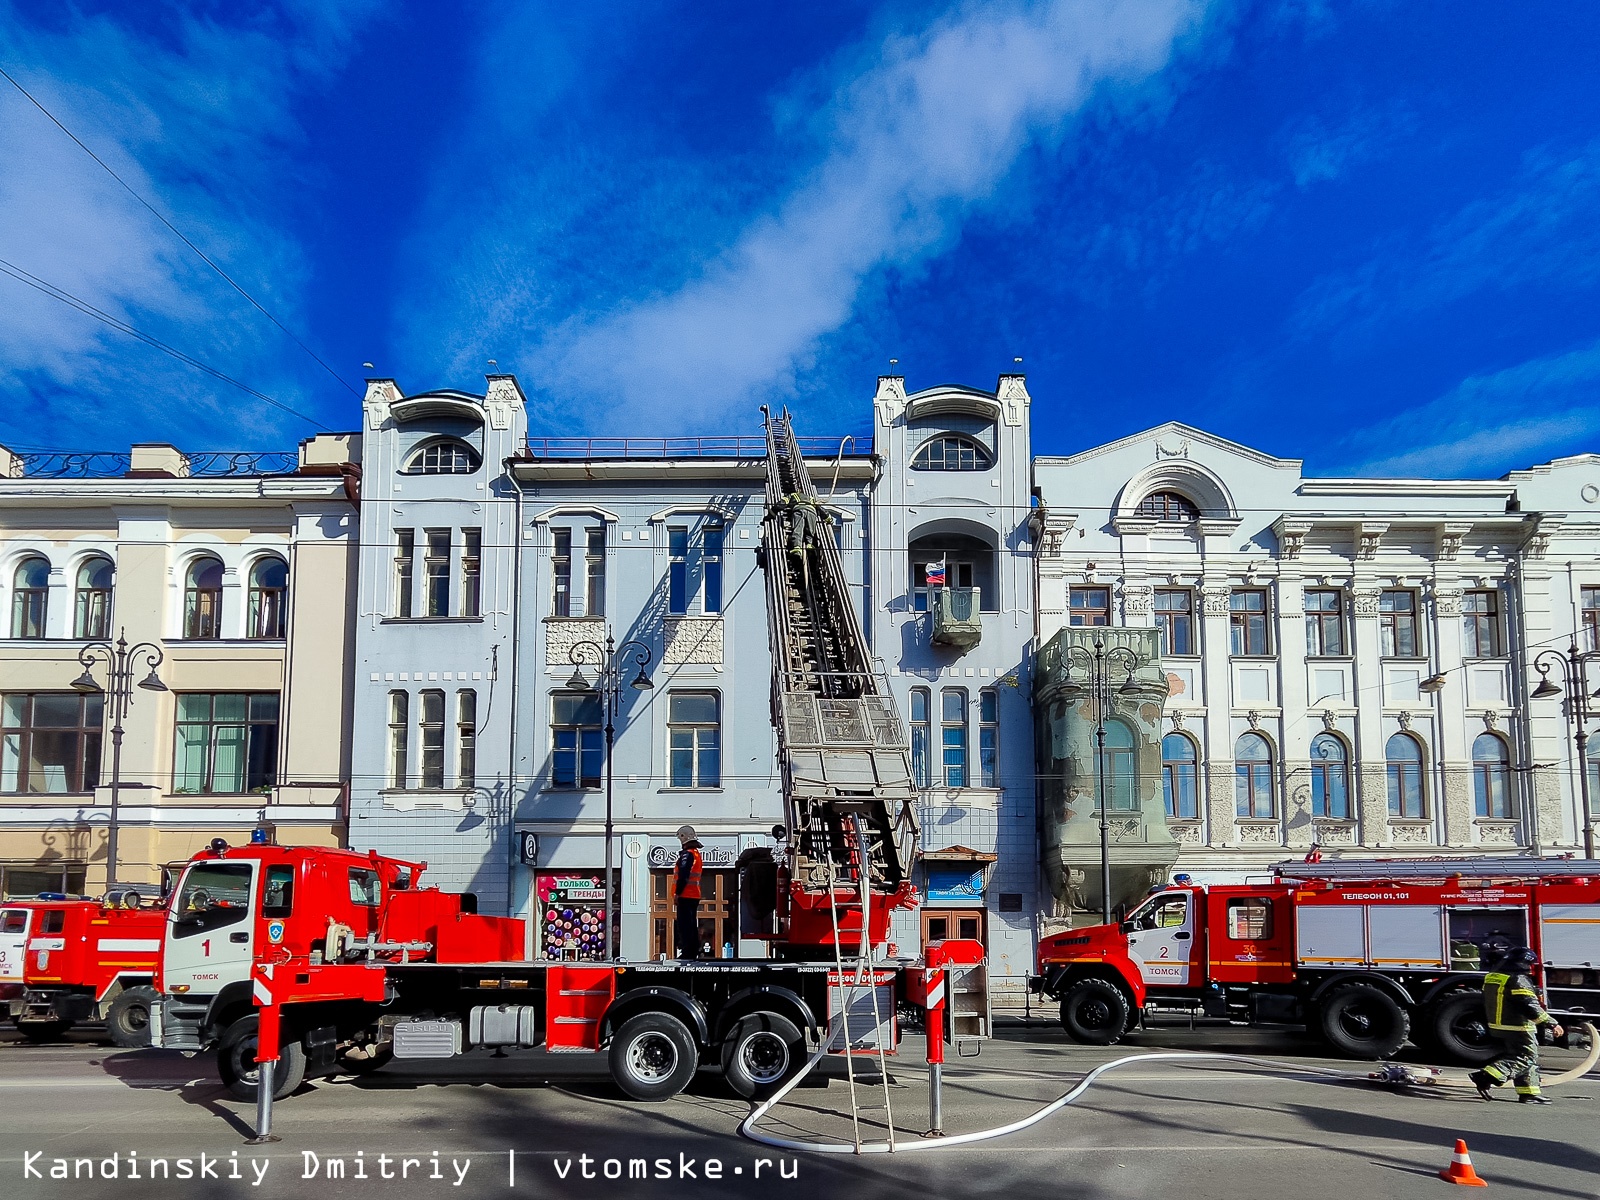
(247, 557, 288, 639)
(1234, 732, 1275, 819)
(404, 440, 480, 475)
(1472, 733, 1512, 818)
(1102, 720, 1138, 811)
(1309, 733, 1350, 820)
(1161, 733, 1198, 820)
(1135, 491, 1199, 522)
(1386, 733, 1425, 818)
(184, 557, 224, 639)
(911, 434, 993, 471)
(74, 557, 114, 639)
(11, 556, 50, 638)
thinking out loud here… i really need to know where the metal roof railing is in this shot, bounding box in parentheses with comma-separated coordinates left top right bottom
(13, 450, 300, 478)
(521, 435, 870, 460)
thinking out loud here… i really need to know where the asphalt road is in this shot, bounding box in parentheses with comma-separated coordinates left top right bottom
(1, 1017, 1596, 1200)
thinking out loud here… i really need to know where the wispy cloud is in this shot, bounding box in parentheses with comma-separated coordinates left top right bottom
(0, 2, 376, 448)
(1336, 338, 1600, 476)
(403, 0, 1213, 432)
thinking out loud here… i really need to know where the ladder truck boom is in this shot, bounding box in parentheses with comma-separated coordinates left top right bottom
(757, 408, 919, 951)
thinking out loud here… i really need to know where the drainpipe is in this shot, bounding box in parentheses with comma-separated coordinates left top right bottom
(509, 469, 525, 923)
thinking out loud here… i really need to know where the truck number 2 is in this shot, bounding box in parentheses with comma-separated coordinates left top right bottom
(1158, 946, 1170, 958)
(201, 939, 211, 957)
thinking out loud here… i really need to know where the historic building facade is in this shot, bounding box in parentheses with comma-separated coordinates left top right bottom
(0, 437, 360, 896)
(1032, 424, 1600, 903)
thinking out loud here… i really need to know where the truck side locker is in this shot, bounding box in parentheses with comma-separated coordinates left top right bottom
(1366, 905, 1446, 970)
(545, 965, 614, 1051)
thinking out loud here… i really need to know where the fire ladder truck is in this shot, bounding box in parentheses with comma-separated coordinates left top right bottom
(151, 413, 971, 1134)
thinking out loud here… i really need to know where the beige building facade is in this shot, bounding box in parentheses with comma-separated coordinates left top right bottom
(0, 436, 361, 896)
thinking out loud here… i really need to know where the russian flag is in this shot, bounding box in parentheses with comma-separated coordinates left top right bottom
(924, 560, 946, 587)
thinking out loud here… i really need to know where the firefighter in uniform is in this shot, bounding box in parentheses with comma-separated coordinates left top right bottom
(673, 825, 704, 960)
(1470, 946, 1564, 1103)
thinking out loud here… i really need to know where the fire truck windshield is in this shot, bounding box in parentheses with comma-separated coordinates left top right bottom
(172, 863, 253, 938)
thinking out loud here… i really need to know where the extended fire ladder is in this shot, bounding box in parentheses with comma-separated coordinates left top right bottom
(759, 408, 920, 1150)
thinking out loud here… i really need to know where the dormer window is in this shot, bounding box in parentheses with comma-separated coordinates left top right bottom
(1135, 490, 1198, 522)
(405, 440, 480, 475)
(912, 434, 992, 471)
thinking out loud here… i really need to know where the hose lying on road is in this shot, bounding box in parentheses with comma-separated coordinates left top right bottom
(737, 1021, 1599, 1156)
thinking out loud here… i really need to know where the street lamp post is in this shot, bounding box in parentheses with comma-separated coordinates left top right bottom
(1060, 636, 1141, 924)
(1531, 643, 1599, 859)
(71, 628, 167, 887)
(567, 632, 654, 962)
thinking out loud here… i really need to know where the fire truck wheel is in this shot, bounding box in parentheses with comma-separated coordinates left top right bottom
(106, 987, 158, 1048)
(1058, 978, 1130, 1046)
(721, 1012, 805, 1100)
(18, 1020, 71, 1043)
(217, 1015, 307, 1102)
(609, 1012, 699, 1102)
(1428, 991, 1497, 1066)
(1319, 983, 1409, 1059)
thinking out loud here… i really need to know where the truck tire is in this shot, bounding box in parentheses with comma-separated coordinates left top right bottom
(1428, 991, 1497, 1066)
(1058, 978, 1130, 1046)
(609, 1012, 699, 1102)
(18, 1020, 71, 1043)
(1319, 983, 1409, 1060)
(106, 986, 158, 1048)
(217, 1015, 307, 1102)
(721, 1012, 805, 1100)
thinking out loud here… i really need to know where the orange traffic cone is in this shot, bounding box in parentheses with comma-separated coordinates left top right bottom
(1439, 1138, 1488, 1187)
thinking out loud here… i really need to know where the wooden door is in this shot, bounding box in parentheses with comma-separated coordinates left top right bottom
(922, 908, 985, 947)
(649, 869, 735, 959)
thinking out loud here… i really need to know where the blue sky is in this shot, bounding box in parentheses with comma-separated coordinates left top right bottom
(3, 0, 1599, 477)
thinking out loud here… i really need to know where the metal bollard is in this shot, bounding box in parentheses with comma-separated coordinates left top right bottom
(923, 965, 946, 1138)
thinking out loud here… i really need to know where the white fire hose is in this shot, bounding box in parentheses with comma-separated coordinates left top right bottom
(737, 1021, 1599, 1155)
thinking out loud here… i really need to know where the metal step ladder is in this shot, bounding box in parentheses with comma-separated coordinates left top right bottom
(824, 815, 898, 1153)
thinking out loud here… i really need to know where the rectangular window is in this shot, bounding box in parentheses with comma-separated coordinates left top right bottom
(262, 864, 295, 917)
(1462, 590, 1500, 657)
(0, 693, 103, 794)
(1230, 589, 1270, 656)
(387, 691, 408, 789)
(456, 690, 476, 789)
(418, 689, 445, 789)
(552, 529, 572, 617)
(978, 688, 999, 787)
(1379, 589, 1418, 657)
(1154, 589, 1193, 656)
(173, 693, 279, 794)
(1227, 898, 1273, 940)
(909, 688, 931, 789)
(584, 528, 606, 617)
(668, 527, 689, 614)
(552, 692, 603, 789)
(1, 865, 86, 901)
(1583, 586, 1600, 653)
(1069, 587, 1109, 627)
(667, 691, 721, 788)
(348, 868, 381, 906)
(461, 529, 481, 618)
(1304, 589, 1344, 657)
(702, 524, 724, 614)
(394, 529, 415, 618)
(941, 688, 968, 787)
(424, 530, 451, 617)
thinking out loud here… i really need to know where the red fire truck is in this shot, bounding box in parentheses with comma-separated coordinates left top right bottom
(6, 896, 164, 1046)
(1032, 858, 1600, 1062)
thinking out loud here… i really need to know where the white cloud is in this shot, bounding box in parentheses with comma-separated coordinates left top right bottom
(0, 3, 375, 447)
(411, 0, 1211, 432)
(1340, 339, 1600, 477)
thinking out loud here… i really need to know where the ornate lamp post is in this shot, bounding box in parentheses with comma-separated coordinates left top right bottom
(1531, 643, 1599, 859)
(567, 632, 654, 961)
(70, 629, 167, 887)
(1059, 636, 1141, 923)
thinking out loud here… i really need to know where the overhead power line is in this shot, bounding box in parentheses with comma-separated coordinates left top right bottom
(0, 256, 329, 430)
(0, 62, 359, 399)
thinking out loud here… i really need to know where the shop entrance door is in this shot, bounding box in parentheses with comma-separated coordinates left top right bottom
(922, 908, 985, 947)
(650, 869, 735, 959)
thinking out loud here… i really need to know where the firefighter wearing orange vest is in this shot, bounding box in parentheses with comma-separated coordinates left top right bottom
(673, 825, 704, 960)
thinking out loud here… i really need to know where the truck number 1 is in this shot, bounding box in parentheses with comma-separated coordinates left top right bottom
(201, 939, 211, 957)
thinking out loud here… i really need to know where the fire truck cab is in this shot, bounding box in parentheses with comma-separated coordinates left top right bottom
(1032, 858, 1600, 1063)
(1, 903, 34, 1005)
(9, 896, 164, 1045)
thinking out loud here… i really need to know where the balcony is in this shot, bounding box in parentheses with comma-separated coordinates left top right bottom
(931, 587, 982, 650)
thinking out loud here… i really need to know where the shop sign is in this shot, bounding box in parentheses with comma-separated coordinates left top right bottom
(646, 838, 738, 869)
(926, 864, 985, 903)
(537, 872, 607, 961)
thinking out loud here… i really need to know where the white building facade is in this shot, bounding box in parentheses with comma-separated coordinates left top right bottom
(1033, 425, 1600, 893)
